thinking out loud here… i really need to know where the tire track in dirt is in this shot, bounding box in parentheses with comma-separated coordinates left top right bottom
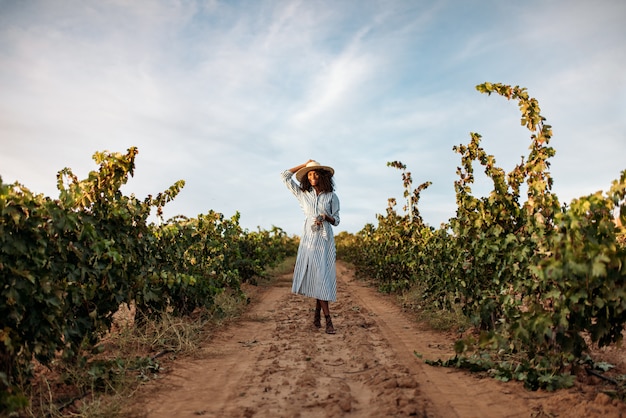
(337, 262, 538, 417)
(201, 265, 431, 417)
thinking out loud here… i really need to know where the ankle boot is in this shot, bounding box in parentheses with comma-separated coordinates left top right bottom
(325, 314, 336, 334)
(313, 308, 321, 328)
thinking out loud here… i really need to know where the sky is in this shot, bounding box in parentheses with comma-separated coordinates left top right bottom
(1, 0, 625, 236)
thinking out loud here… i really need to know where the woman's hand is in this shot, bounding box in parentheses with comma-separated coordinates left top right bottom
(288, 159, 315, 174)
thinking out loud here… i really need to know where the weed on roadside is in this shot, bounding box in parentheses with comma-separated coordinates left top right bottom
(398, 283, 469, 332)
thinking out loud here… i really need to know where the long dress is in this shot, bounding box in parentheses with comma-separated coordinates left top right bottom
(281, 170, 341, 302)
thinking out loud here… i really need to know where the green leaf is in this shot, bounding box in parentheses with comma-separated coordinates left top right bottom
(591, 254, 610, 278)
(594, 362, 615, 372)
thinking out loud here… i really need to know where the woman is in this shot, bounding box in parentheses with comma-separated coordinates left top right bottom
(281, 160, 340, 334)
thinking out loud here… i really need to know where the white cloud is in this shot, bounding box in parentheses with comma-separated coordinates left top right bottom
(1, 0, 625, 234)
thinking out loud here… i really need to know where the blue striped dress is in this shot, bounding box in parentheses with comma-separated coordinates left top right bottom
(281, 170, 340, 302)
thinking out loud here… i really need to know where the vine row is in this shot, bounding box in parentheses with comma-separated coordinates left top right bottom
(337, 82, 626, 390)
(0, 147, 297, 412)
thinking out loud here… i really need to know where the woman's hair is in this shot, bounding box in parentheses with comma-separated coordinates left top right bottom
(300, 169, 335, 193)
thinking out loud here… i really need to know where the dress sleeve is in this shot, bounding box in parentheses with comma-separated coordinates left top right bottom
(330, 193, 340, 226)
(280, 170, 301, 198)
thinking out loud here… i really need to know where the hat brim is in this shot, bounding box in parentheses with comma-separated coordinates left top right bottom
(295, 165, 334, 182)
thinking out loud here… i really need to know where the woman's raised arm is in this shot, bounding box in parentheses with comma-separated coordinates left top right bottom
(287, 159, 314, 173)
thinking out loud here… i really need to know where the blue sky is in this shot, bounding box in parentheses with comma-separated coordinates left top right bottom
(1, 0, 625, 236)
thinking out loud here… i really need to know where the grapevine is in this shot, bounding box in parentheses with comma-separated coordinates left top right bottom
(337, 82, 626, 390)
(0, 148, 296, 413)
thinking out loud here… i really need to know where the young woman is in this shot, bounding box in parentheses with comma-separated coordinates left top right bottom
(281, 160, 340, 334)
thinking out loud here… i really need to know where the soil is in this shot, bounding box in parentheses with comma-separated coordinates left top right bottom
(125, 261, 626, 417)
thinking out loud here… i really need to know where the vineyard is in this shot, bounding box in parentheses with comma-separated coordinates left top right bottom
(337, 82, 626, 392)
(2, 82, 626, 416)
(0, 148, 297, 415)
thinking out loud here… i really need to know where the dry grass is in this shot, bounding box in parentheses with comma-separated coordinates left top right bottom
(262, 256, 297, 279)
(397, 283, 469, 332)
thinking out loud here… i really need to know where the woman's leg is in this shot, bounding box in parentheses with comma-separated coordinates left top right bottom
(319, 300, 329, 316)
(313, 299, 322, 328)
(319, 300, 335, 334)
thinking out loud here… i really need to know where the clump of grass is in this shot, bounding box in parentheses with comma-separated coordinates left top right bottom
(132, 312, 210, 356)
(398, 283, 469, 332)
(265, 256, 296, 277)
(70, 396, 123, 418)
(25, 353, 151, 418)
(210, 288, 250, 322)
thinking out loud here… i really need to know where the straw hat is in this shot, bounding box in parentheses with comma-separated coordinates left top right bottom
(295, 160, 335, 182)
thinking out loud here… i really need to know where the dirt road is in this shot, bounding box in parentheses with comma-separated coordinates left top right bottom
(130, 262, 626, 417)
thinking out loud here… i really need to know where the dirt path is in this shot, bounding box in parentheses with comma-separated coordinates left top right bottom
(129, 262, 626, 417)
